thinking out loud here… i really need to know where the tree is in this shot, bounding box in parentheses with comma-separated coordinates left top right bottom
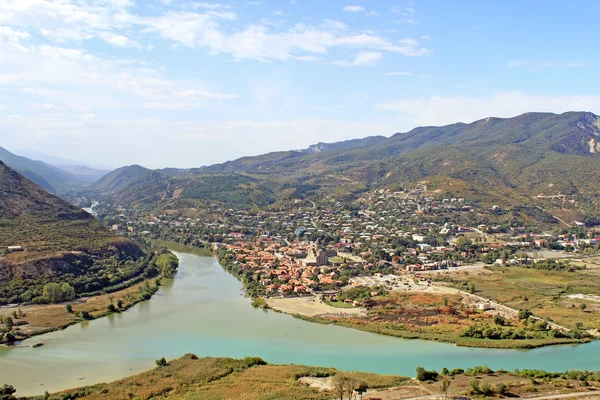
(495, 382, 508, 396)
(4, 317, 13, 332)
(355, 383, 368, 400)
(416, 366, 439, 382)
(156, 253, 179, 277)
(155, 357, 168, 367)
(455, 236, 472, 251)
(580, 303, 587, 312)
(440, 379, 451, 400)
(345, 376, 360, 400)
(61, 283, 75, 301)
(332, 375, 348, 400)
(0, 384, 16, 400)
(518, 309, 533, 320)
(43, 283, 63, 303)
(65, 304, 73, 313)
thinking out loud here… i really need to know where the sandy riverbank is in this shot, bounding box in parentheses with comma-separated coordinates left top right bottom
(266, 296, 368, 317)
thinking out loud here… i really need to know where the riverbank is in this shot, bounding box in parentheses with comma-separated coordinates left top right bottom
(5, 251, 600, 397)
(209, 245, 591, 349)
(266, 296, 368, 317)
(35, 354, 600, 400)
(0, 278, 160, 346)
(150, 239, 213, 257)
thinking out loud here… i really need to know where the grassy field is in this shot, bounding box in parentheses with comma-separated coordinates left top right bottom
(436, 266, 600, 331)
(30, 355, 600, 400)
(0, 279, 159, 341)
(325, 300, 356, 309)
(302, 291, 586, 349)
(39, 355, 407, 400)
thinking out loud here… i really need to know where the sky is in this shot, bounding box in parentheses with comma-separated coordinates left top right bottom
(1, 0, 600, 169)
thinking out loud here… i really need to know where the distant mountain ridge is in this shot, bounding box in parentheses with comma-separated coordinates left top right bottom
(90, 111, 600, 221)
(57, 165, 108, 183)
(303, 136, 387, 153)
(0, 146, 83, 193)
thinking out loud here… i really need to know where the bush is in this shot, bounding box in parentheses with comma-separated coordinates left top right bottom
(155, 357, 168, 367)
(80, 311, 92, 320)
(416, 366, 439, 382)
(0, 384, 16, 400)
(465, 365, 494, 376)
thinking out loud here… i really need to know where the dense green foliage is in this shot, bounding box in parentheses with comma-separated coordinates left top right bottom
(156, 253, 179, 277)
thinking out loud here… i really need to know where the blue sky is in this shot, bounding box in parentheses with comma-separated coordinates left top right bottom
(0, 0, 599, 169)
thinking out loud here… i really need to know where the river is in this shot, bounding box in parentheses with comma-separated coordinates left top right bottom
(1, 252, 599, 396)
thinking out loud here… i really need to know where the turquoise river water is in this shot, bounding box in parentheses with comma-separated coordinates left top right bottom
(1, 251, 599, 396)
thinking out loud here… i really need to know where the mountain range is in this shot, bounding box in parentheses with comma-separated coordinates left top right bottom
(0, 146, 107, 194)
(85, 112, 600, 223)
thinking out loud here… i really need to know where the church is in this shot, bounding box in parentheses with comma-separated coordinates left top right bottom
(303, 240, 328, 266)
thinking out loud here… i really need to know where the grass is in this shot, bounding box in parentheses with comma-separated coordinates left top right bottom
(38, 355, 407, 400)
(0, 278, 160, 341)
(30, 354, 600, 400)
(297, 291, 589, 349)
(438, 266, 600, 331)
(325, 300, 356, 309)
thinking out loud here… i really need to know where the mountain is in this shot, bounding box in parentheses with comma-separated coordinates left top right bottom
(0, 146, 84, 193)
(87, 112, 600, 221)
(91, 165, 172, 205)
(92, 165, 277, 208)
(304, 136, 387, 153)
(58, 165, 108, 183)
(0, 161, 145, 304)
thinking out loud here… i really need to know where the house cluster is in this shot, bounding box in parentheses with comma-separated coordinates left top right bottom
(221, 239, 368, 296)
(90, 186, 600, 285)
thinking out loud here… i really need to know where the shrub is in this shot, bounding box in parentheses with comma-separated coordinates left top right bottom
(416, 366, 439, 382)
(155, 357, 168, 367)
(495, 382, 508, 395)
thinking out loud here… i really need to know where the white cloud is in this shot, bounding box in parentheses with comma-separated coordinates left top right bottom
(383, 71, 413, 76)
(376, 91, 600, 127)
(405, 19, 417, 24)
(144, 12, 429, 60)
(421, 35, 431, 40)
(98, 31, 140, 47)
(0, 38, 237, 111)
(508, 60, 589, 69)
(343, 5, 365, 12)
(334, 52, 382, 67)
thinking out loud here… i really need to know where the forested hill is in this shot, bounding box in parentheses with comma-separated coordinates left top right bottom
(0, 161, 148, 305)
(90, 112, 600, 220)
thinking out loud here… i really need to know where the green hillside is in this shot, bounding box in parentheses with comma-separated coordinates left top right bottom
(0, 162, 151, 305)
(87, 112, 600, 220)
